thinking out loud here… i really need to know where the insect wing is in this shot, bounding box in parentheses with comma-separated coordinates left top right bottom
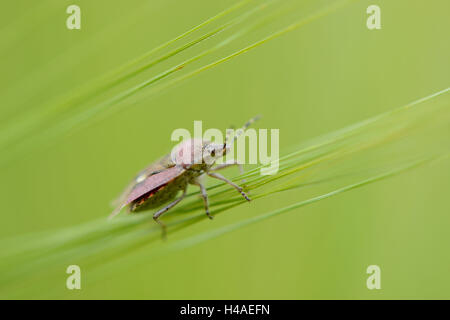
(109, 165, 184, 219)
(110, 154, 174, 208)
(134, 154, 174, 180)
(125, 166, 184, 205)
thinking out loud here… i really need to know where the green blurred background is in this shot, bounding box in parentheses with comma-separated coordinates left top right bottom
(0, 0, 449, 299)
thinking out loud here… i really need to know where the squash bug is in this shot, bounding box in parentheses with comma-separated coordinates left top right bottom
(109, 116, 260, 237)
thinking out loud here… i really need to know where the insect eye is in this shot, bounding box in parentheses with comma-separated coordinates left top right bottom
(210, 150, 215, 157)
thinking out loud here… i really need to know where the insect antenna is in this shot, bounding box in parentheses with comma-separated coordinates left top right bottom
(224, 115, 261, 149)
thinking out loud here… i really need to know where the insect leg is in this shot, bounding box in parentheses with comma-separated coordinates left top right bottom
(210, 160, 243, 172)
(192, 180, 212, 219)
(153, 187, 187, 237)
(207, 172, 251, 201)
(210, 160, 246, 183)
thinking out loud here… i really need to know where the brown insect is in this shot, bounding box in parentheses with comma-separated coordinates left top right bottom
(109, 117, 259, 236)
